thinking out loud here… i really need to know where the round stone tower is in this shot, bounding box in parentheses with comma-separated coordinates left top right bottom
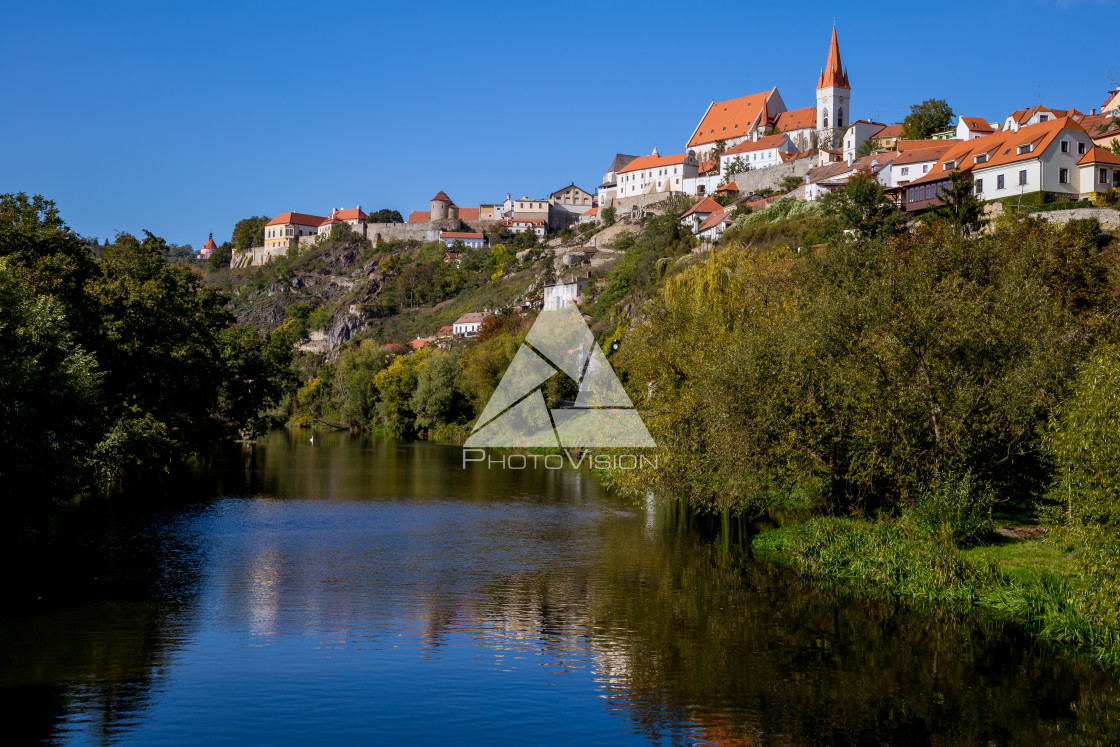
(430, 190, 452, 222)
(447, 202, 460, 221)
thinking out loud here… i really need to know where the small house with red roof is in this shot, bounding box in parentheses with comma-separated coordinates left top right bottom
(439, 231, 486, 249)
(680, 196, 723, 233)
(199, 232, 218, 260)
(956, 116, 996, 141)
(316, 206, 369, 239)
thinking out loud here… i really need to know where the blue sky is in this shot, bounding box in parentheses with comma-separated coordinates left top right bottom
(1, 0, 1116, 247)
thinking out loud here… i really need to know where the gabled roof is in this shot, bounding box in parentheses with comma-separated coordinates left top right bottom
(267, 212, 325, 227)
(698, 159, 719, 175)
(1079, 113, 1120, 137)
(724, 133, 791, 156)
(580, 207, 598, 216)
(872, 124, 904, 139)
(681, 196, 722, 219)
(907, 116, 1085, 187)
(203, 234, 218, 250)
(715, 181, 739, 192)
(617, 152, 693, 173)
(454, 312, 489, 325)
(892, 143, 958, 166)
(960, 116, 994, 132)
(550, 182, 590, 199)
(780, 149, 817, 163)
(817, 28, 849, 89)
(1079, 146, 1120, 166)
(687, 89, 776, 148)
(697, 207, 733, 234)
(605, 154, 638, 174)
(898, 138, 961, 151)
(408, 210, 431, 223)
(773, 106, 817, 131)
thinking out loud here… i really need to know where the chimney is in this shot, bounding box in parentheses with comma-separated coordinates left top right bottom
(1091, 108, 1097, 115)
(357, 204, 362, 212)
(753, 130, 760, 142)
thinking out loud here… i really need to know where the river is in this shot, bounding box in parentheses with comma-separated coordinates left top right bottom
(2, 430, 1118, 745)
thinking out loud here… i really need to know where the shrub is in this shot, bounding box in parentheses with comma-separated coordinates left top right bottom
(904, 472, 993, 545)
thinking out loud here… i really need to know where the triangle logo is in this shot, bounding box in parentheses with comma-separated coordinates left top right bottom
(464, 307, 656, 448)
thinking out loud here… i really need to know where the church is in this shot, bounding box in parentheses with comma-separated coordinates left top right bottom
(685, 27, 851, 160)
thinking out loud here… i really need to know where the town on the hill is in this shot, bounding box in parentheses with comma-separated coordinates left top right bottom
(205, 27, 1120, 343)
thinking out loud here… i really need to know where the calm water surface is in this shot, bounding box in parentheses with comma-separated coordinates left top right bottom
(3, 431, 1119, 745)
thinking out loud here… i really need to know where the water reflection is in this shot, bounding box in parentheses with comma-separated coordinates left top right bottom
(2, 431, 1118, 745)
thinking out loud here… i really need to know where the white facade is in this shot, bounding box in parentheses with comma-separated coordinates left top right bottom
(890, 159, 936, 187)
(720, 133, 796, 174)
(617, 152, 699, 198)
(543, 279, 587, 310)
(452, 312, 489, 337)
(971, 129, 1094, 202)
(842, 121, 883, 163)
(440, 233, 486, 249)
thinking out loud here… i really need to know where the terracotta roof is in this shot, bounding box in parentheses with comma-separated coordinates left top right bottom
(698, 159, 719, 175)
(773, 106, 817, 131)
(408, 210, 431, 223)
(906, 117, 1085, 187)
(715, 181, 739, 192)
(817, 28, 849, 89)
(580, 207, 598, 216)
(409, 337, 435, 349)
(898, 138, 961, 151)
(697, 207, 733, 233)
(681, 196, 722, 218)
(454, 312, 489, 325)
(203, 235, 218, 250)
(431, 191, 453, 203)
(1079, 113, 1120, 137)
(891, 143, 958, 166)
(1009, 106, 1083, 126)
(872, 124, 903, 139)
(808, 161, 850, 183)
(1079, 146, 1120, 166)
(687, 90, 775, 148)
(960, 116, 994, 132)
(724, 134, 791, 155)
(780, 149, 816, 163)
(436, 326, 454, 338)
(617, 152, 693, 174)
(266, 212, 325, 227)
(458, 208, 480, 221)
(440, 232, 485, 239)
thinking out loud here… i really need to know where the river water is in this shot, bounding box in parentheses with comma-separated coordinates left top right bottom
(2, 430, 1118, 745)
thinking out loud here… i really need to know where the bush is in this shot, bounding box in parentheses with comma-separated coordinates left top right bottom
(905, 473, 993, 545)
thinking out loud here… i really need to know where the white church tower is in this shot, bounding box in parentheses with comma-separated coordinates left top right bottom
(815, 27, 850, 150)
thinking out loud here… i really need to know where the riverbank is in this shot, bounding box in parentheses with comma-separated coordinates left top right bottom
(753, 516, 1120, 670)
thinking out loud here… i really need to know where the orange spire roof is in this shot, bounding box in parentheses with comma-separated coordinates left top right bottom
(818, 28, 849, 89)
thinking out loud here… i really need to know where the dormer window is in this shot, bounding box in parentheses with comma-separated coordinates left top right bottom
(974, 153, 988, 163)
(943, 160, 956, 170)
(1017, 144, 1032, 155)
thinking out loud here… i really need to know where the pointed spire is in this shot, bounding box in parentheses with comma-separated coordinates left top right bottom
(818, 27, 849, 89)
(651, 145, 660, 156)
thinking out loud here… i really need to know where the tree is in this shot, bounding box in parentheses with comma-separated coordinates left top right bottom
(328, 221, 356, 242)
(231, 216, 268, 249)
(601, 206, 617, 227)
(722, 156, 749, 180)
(369, 208, 404, 223)
(900, 99, 954, 140)
(821, 169, 901, 239)
(206, 241, 233, 272)
(411, 351, 467, 432)
(855, 138, 879, 158)
(935, 170, 985, 235)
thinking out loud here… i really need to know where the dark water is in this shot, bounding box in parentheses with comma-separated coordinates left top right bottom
(3, 431, 1119, 746)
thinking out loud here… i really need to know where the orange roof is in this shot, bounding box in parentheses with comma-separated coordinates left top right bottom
(872, 124, 903, 139)
(715, 181, 739, 192)
(681, 196, 722, 218)
(267, 212, 325, 227)
(408, 210, 431, 223)
(431, 191, 452, 202)
(1079, 146, 1120, 166)
(458, 208, 480, 221)
(725, 133, 791, 156)
(617, 152, 693, 174)
(203, 235, 218, 250)
(780, 149, 816, 163)
(687, 90, 775, 148)
(440, 232, 485, 239)
(698, 159, 719, 175)
(409, 337, 435, 349)
(773, 106, 817, 131)
(898, 138, 961, 151)
(436, 326, 454, 337)
(891, 143, 958, 166)
(817, 28, 849, 89)
(960, 117, 993, 132)
(506, 218, 547, 226)
(697, 207, 732, 233)
(907, 117, 1085, 187)
(580, 207, 598, 216)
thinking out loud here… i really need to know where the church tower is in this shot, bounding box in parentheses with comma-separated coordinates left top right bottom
(815, 27, 850, 150)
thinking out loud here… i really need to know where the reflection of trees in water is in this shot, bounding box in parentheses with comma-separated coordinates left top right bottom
(1, 506, 204, 745)
(457, 500, 1120, 745)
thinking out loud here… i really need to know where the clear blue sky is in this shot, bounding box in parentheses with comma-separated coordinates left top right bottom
(2, 0, 1116, 247)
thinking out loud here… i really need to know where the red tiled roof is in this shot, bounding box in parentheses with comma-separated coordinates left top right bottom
(409, 337, 435, 349)
(408, 211, 431, 223)
(431, 191, 452, 202)
(872, 124, 903, 139)
(780, 149, 816, 163)
(715, 181, 739, 192)
(454, 312, 489, 325)
(458, 208, 480, 221)
(898, 138, 961, 151)
(891, 143, 958, 166)
(773, 106, 817, 132)
(436, 326, 454, 337)
(688, 90, 775, 148)
(697, 207, 732, 233)
(203, 236, 218, 250)
(907, 117, 1085, 187)
(580, 207, 598, 216)
(617, 152, 693, 174)
(960, 117, 993, 132)
(681, 196, 722, 219)
(698, 159, 719, 175)
(724, 134, 791, 155)
(1079, 146, 1120, 166)
(440, 232, 485, 239)
(817, 28, 849, 89)
(267, 212, 325, 227)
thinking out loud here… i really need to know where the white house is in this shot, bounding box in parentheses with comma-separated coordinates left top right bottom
(616, 148, 699, 199)
(999, 106, 1083, 133)
(695, 206, 734, 244)
(842, 120, 886, 163)
(720, 133, 797, 174)
(578, 207, 598, 225)
(956, 116, 995, 140)
(543, 278, 588, 310)
(680, 197, 723, 233)
(439, 232, 486, 249)
(889, 143, 957, 187)
(316, 207, 368, 239)
(505, 217, 547, 237)
(1078, 147, 1120, 195)
(452, 311, 490, 337)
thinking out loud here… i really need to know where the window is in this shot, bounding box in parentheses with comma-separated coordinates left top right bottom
(998, 174, 1006, 189)
(1059, 168, 1069, 184)
(974, 178, 983, 194)
(838, 107, 844, 128)
(823, 108, 829, 128)
(975, 153, 988, 163)
(1078, 142, 1087, 155)
(1017, 144, 1031, 155)
(1039, 114, 1049, 122)
(1061, 140, 1069, 153)
(1102, 168, 1110, 184)
(900, 166, 909, 175)
(944, 160, 956, 170)
(922, 165, 928, 173)
(1019, 170, 1028, 185)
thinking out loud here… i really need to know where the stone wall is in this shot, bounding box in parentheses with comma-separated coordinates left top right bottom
(725, 159, 815, 195)
(1031, 206, 1120, 231)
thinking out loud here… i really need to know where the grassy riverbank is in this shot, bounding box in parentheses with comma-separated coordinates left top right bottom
(753, 517, 1120, 669)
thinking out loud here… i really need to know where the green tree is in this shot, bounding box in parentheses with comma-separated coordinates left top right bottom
(411, 351, 467, 433)
(821, 169, 900, 239)
(206, 241, 234, 272)
(935, 170, 986, 235)
(855, 137, 879, 158)
(338, 339, 392, 427)
(601, 206, 616, 227)
(369, 208, 404, 223)
(232, 215, 268, 249)
(900, 99, 954, 140)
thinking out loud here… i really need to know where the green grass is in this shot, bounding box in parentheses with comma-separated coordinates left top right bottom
(961, 535, 1075, 583)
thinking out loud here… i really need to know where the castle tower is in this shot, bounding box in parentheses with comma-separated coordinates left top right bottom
(815, 27, 850, 150)
(430, 190, 452, 222)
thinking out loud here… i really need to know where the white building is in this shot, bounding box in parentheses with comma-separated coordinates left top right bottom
(955, 116, 995, 141)
(439, 232, 486, 249)
(721, 132, 797, 174)
(815, 28, 850, 150)
(999, 106, 1083, 133)
(680, 197, 723, 233)
(616, 148, 699, 199)
(543, 278, 588, 310)
(889, 143, 957, 187)
(842, 120, 885, 163)
(452, 311, 490, 337)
